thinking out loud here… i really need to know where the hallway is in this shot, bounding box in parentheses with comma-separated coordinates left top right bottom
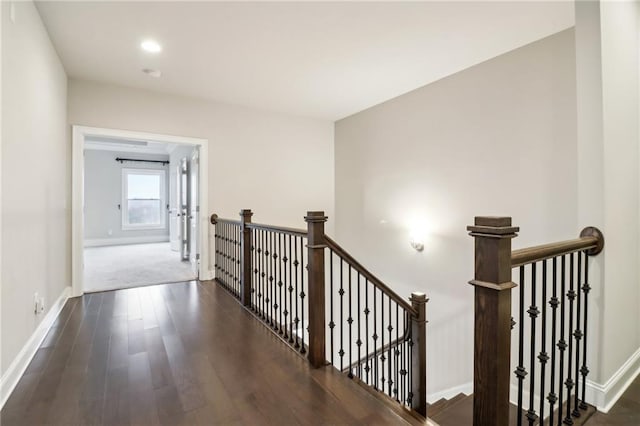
(0, 281, 424, 426)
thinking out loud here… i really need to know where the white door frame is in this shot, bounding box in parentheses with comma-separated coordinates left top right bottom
(71, 125, 211, 297)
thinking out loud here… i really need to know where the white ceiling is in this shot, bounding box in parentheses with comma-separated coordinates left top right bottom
(36, 1, 575, 121)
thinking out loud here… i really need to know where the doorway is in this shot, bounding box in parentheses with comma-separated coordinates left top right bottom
(72, 126, 210, 296)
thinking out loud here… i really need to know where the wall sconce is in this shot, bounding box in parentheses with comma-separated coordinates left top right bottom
(409, 225, 426, 252)
(410, 238, 424, 252)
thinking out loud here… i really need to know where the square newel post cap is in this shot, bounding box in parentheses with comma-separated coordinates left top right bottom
(410, 292, 429, 304)
(305, 211, 328, 223)
(239, 209, 253, 219)
(467, 216, 519, 238)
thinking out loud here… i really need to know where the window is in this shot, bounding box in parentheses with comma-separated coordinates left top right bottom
(122, 169, 166, 229)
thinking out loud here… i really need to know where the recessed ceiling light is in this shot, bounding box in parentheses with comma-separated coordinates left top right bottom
(141, 39, 162, 53)
(142, 68, 162, 78)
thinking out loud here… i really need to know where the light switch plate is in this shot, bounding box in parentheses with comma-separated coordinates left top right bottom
(10, 2, 16, 23)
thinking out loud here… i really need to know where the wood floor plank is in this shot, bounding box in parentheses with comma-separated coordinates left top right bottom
(1, 280, 427, 426)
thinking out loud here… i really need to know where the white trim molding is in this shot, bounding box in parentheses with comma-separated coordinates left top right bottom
(427, 381, 473, 403)
(72, 126, 211, 297)
(585, 347, 640, 413)
(84, 235, 170, 248)
(0, 286, 71, 410)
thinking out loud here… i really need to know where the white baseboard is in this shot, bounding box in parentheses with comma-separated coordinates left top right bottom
(84, 235, 169, 247)
(428, 381, 472, 403)
(201, 269, 214, 281)
(585, 346, 640, 413)
(503, 346, 640, 417)
(0, 286, 71, 410)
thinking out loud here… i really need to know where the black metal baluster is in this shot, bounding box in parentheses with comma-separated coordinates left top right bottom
(573, 252, 583, 417)
(558, 255, 567, 423)
(225, 223, 229, 287)
(329, 250, 334, 365)
(408, 320, 413, 407)
(516, 265, 526, 426)
(262, 230, 267, 319)
(235, 225, 238, 294)
(357, 271, 362, 379)
(234, 224, 237, 291)
(395, 304, 399, 401)
(222, 223, 227, 286)
(565, 253, 575, 425)
(365, 278, 370, 385)
(527, 263, 539, 425)
(380, 293, 385, 391)
(272, 232, 277, 329)
(348, 266, 353, 378)
(277, 233, 283, 334)
(373, 286, 378, 390)
(539, 260, 549, 422)
(273, 233, 279, 330)
(262, 231, 267, 318)
(548, 257, 559, 425)
(339, 258, 345, 371)
(265, 232, 270, 323)
(237, 225, 240, 295)
(580, 250, 590, 409)
(300, 236, 306, 354)
(288, 234, 294, 343)
(387, 297, 393, 398)
(293, 236, 300, 348)
(282, 234, 289, 340)
(400, 311, 405, 404)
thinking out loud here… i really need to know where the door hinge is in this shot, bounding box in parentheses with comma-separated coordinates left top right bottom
(196, 254, 200, 260)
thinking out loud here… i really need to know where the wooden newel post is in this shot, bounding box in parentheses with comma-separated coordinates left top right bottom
(240, 209, 253, 307)
(467, 217, 519, 426)
(305, 211, 328, 368)
(410, 292, 428, 417)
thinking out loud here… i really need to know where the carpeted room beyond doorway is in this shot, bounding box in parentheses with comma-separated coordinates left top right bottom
(83, 242, 196, 292)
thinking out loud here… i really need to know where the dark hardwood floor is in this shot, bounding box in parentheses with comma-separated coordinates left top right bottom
(0, 280, 426, 426)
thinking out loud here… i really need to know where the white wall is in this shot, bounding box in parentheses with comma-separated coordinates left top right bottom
(335, 29, 578, 399)
(1, 1, 69, 374)
(575, 1, 640, 410)
(83, 150, 170, 242)
(67, 79, 335, 236)
(599, 0, 640, 386)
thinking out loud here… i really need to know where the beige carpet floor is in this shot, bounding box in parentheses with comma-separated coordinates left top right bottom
(83, 242, 196, 292)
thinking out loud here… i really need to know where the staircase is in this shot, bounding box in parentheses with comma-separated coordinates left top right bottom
(211, 210, 606, 426)
(428, 393, 597, 426)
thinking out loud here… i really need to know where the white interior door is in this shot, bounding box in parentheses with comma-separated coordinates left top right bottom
(179, 157, 190, 261)
(189, 149, 199, 276)
(170, 164, 181, 251)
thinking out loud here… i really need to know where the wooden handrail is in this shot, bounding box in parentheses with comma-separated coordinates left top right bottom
(511, 227, 604, 267)
(246, 221, 307, 237)
(324, 235, 418, 316)
(210, 214, 240, 225)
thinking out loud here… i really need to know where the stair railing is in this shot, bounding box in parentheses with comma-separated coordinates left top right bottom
(211, 210, 428, 417)
(468, 217, 604, 426)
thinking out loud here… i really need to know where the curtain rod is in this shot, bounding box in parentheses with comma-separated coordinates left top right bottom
(115, 157, 169, 166)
